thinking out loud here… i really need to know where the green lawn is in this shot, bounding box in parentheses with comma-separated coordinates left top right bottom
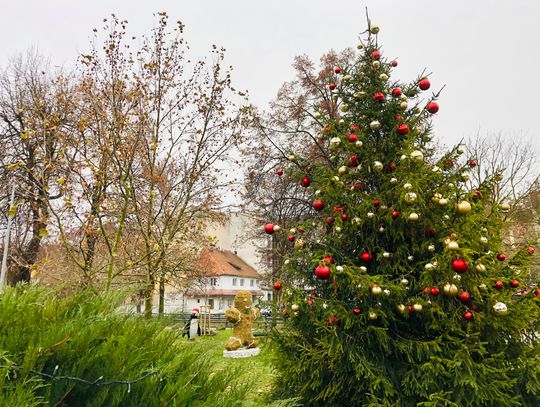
(175, 328, 278, 406)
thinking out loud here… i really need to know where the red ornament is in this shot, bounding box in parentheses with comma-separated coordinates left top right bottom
(444, 159, 454, 168)
(470, 305, 478, 312)
(494, 280, 504, 289)
(301, 177, 311, 187)
(276, 168, 284, 176)
(297, 226, 304, 233)
(534, 289, 540, 297)
(373, 199, 380, 207)
(310, 292, 317, 297)
(334, 66, 341, 74)
(315, 265, 331, 280)
(313, 200, 325, 211)
(349, 155, 359, 167)
(371, 50, 381, 60)
(468, 160, 477, 167)
(527, 246, 535, 255)
(464, 311, 473, 320)
(391, 211, 399, 219)
(391, 60, 398, 67)
(458, 291, 471, 303)
(510, 279, 520, 288)
(348, 133, 358, 142)
(497, 253, 506, 261)
(287, 235, 295, 242)
(397, 123, 409, 135)
(351, 124, 360, 131)
(472, 191, 483, 200)
(333, 205, 344, 212)
(391, 88, 402, 97)
(273, 282, 282, 290)
(329, 83, 336, 91)
(373, 92, 385, 102)
(424, 227, 437, 237)
(264, 223, 275, 234)
(360, 251, 373, 262)
(322, 256, 334, 264)
(323, 124, 332, 133)
(307, 299, 313, 305)
(394, 114, 403, 121)
(354, 182, 362, 190)
(418, 78, 431, 90)
(353, 307, 362, 315)
(326, 216, 335, 225)
(384, 162, 397, 173)
(426, 101, 439, 114)
(430, 287, 440, 296)
(341, 213, 348, 221)
(451, 258, 469, 273)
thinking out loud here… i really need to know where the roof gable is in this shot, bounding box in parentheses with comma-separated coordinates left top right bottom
(197, 248, 261, 278)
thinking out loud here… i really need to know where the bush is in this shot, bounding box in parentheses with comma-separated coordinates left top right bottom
(0, 284, 249, 406)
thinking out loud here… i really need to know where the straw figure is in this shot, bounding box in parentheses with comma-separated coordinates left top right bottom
(224, 290, 260, 351)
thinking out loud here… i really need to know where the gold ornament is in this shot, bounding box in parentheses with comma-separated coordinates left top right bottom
(493, 302, 508, 315)
(368, 311, 378, 320)
(291, 304, 300, 311)
(294, 239, 304, 250)
(338, 166, 348, 175)
(413, 303, 423, 312)
(409, 212, 419, 221)
(456, 200, 472, 214)
(410, 150, 424, 162)
(446, 241, 459, 251)
(404, 192, 417, 203)
(371, 286, 382, 295)
(443, 283, 458, 297)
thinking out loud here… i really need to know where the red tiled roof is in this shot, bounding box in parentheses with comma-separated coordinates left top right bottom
(196, 248, 262, 278)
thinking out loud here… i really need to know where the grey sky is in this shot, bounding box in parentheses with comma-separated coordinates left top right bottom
(1, 0, 539, 150)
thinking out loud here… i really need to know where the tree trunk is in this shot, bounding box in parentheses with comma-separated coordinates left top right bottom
(158, 274, 165, 316)
(144, 274, 155, 319)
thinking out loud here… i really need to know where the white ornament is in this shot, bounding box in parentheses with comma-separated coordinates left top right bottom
(315, 190, 321, 195)
(479, 283, 487, 290)
(335, 226, 341, 232)
(461, 172, 470, 182)
(404, 192, 417, 203)
(500, 202, 511, 212)
(457, 145, 465, 154)
(373, 161, 383, 170)
(378, 226, 385, 233)
(336, 265, 344, 272)
(322, 303, 328, 309)
(425, 263, 434, 270)
(400, 101, 408, 110)
(397, 304, 406, 313)
(330, 137, 341, 147)
(443, 215, 450, 220)
(447, 241, 459, 251)
(431, 193, 442, 203)
(370, 24, 380, 34)
(288, 154, 296, 161)
(407, 255, 414, 261)
(475, 264, 486, 272)
(410, 150, 424, 162)
(333, 176, 340, 182)
(400, 154, 408, 160)
(291, 304, 300, 311)
(356, 140, 363, 147)
(370, 120, 381, 130)
(379, 73, 389, 81)
(409, 213, 419, 221)
(413, 303, 423, 312)
(438, 198, 448, 206)
(338, 166, 348, 175)
(339, 119, 345, 124)
(353, 217, 361, 224)
(371, 286, 382, 295)
(383, 252, 391, 258)
(360, 266, 367, 272)
(456, 200, 472, 214)
(284, 259, 290, 265)
(289, 228, 296, 234)
(428, 244, 435, 252)
(367, 212, 375, 219)
(480, 236, 488, 244)
(403, 183, 413, 190)
(390, 177, 398, 184)
(493, 302, 508, 315)
(273, 225, 281, 233)
(401, 278, 409, 285)
(372, 60, 380, 68)
(432, 166, 442, 173)
(383, 289, 390, 295)
(314, 112, 321, 118)
(399, 94, 408, 101)
(453, 274, 461, 281)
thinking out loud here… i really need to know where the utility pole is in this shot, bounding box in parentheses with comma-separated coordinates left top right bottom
(0, 185, 16, 287)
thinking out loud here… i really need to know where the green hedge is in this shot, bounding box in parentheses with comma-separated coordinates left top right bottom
(0, 284, 249, 406)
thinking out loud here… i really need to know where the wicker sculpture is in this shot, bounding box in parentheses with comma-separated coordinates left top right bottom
(224, 290, 260, 351)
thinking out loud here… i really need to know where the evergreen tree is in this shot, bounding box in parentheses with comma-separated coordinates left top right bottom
(267, 23, 540, 406)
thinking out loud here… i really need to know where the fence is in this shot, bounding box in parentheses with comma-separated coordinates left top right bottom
(171, 313, 283, 332)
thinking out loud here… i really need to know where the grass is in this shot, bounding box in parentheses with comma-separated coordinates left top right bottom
(176, 328, 277, 406)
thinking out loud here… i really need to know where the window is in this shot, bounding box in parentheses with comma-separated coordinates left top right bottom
(232, 278, 237, 286)
(210, 278, 217, 286)
(208, 299, 214, 310)
(267, 293, 272, 301)
(227, 298, 233, 307)
(197, 298, 200, 303)
(250, 279, 254, 287)
(240, 278, 244, 286)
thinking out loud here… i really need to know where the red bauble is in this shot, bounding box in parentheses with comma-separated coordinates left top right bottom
(273, 282, 282, 290)
(348, 133, 358, 142)
(371, 50, 381, 60)
(323, 124, 332, 133)
(329, 83, 336, 91)
(391, 211, 400, 219)
(276, 168, 284, 176)
(313, 200, 325, 211)
(322, 255, 334, 264)
(451, 258, 469, 273)
(341, 213, 348, 221)
(472, 191, 483, 200)
(458, 291, 471, 303)
(527, 246, 535, 255)
(297, 226, 304, 233)
(470, 305, 478, 312)
(418, 78, 431, 90)
(301, 177, 311, 187)
(391, 60, 398, 67)
(333, 205, 344, 212)
(494, 280, 504, 289)
(334, 66, 341, 74)
(424, 227, 437, 237)
(373, 199, 380, 207)
(534, 289, 540, 297)
(464, 311, 473, 320)
(431, 287, 440, 296)
(349, 155, 359, 167)
(497, 253, 506, 261)
(354, 182, 362, 190)
(351, 124, 360, 131)
(510, 279, 520, 288)
(310, 292, 317, 297)
(444, 159, 454, 168)
(397, 123, 409, 135)
(391, 88, 402, 97)
(360, 251, 373, 262)
(326, 216, 335, 225)
(315, 265, 331, 280)
(307, 299, 314, 305)
(384, 162, 397, 173)
(353, 307, 362, 315)
(264, 223, 275, 234)
(373, 92, 385, 102)
(394, 114, 403, 121)
(426, 101, 439, 114)
(287, 235, 295, 242)
(469, 160, 477, 167)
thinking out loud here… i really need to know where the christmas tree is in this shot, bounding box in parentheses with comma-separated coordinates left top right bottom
(266, 23, 540, 406)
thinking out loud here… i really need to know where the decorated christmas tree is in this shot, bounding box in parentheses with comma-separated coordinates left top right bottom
(266, 23, 540, 406)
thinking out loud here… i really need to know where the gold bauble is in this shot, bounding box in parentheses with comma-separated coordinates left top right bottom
(443, 283, 458, 297)
(456, 200, 472, 214)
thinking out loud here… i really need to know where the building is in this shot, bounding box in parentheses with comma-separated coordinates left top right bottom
(160, 247, 264, 314)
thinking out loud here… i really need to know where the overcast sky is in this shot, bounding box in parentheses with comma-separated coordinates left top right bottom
(1, 0, 539, 151)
